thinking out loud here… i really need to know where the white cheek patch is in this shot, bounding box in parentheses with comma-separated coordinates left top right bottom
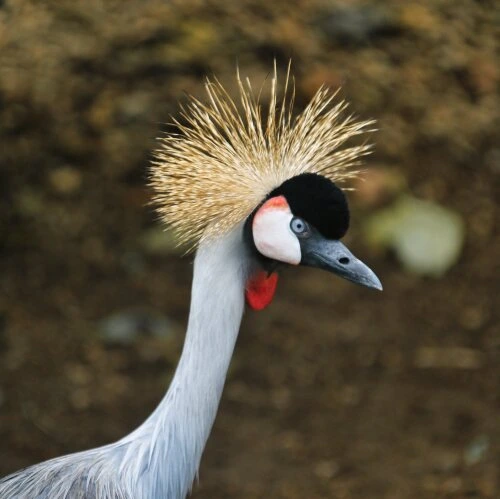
(252, 196, 301, 265)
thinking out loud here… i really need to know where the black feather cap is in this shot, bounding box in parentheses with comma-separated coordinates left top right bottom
(268, 173, 350, 240)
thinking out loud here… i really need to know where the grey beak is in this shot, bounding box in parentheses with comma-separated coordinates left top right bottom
(300, 235, 382, 291)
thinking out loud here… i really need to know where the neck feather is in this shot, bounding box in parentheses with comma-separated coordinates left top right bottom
(119, 226, 248, 498)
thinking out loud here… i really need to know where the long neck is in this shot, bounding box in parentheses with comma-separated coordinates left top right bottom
(120, 228, 248, 498)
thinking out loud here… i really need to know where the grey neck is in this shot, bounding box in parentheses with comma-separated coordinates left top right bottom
(119, 227, 248, 499)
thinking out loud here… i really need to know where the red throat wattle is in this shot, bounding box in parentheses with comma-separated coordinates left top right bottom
(245, 271, 279, 311)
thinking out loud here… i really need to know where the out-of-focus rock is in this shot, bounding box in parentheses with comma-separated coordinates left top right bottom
(414, 347, 484, 370)
(459, 305, 489, 332)
(464, 435, 489, 466)
(98, 309, 176, 346)
(314, 460, 340, 480)
(315, 5, 401, 46)
(365, 195, 465, 276)
(48, 166, 82, 195)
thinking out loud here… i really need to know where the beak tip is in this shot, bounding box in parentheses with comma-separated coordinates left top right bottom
(365, 276, 383, 291)
(369, 273, 383, 291)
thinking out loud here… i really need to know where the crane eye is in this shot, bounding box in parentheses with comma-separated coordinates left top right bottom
(290, 217, 310, 237)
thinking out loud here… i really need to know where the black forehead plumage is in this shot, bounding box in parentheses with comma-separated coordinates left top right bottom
(269, 173, 350, 239)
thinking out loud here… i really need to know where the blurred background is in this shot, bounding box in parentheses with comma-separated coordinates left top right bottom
(0, 0, 498, 497)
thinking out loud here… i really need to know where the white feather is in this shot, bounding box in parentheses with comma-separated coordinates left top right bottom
(252, 198, 301, 265)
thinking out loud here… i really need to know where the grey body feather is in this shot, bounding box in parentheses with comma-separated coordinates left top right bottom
(0, 226, 249, 499)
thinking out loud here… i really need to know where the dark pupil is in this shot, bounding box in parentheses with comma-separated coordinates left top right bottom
(293, 219, 304, 232)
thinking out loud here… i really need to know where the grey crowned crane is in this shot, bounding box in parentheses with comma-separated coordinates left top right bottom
(0, 67, 381, 499)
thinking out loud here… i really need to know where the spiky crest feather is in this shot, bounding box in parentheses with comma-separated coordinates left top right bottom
(150, 65, 374, 250)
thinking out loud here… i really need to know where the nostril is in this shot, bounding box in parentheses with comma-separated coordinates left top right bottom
(338, 257, 350, 265)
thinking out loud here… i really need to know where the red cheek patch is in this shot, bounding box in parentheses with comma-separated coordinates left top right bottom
(245, 271, 279, 311)
(258, 195, 288, 211)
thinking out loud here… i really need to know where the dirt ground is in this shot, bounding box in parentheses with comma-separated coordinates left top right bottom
(0, 0, 499, 497)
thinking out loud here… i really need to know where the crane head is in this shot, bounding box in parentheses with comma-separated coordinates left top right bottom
(244, 172, 381, 310)
(151, 65, 382, 311)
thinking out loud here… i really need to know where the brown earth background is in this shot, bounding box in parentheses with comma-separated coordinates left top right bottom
(0, 0, 499, 497)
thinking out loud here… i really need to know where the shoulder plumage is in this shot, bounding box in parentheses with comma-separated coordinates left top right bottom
(150, 64, 374, 250)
